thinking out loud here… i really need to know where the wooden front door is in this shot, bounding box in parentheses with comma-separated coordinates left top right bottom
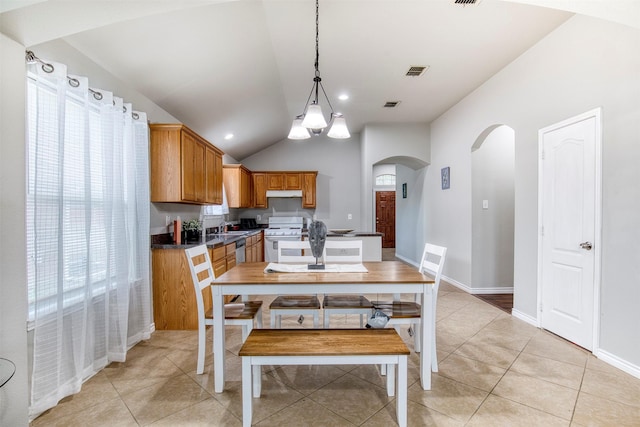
(376, 191, 396, 248)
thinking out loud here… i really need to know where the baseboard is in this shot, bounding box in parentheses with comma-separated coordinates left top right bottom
(394, 253, 418, 268)
(150, 322, 156, 334)
(512, 308, 539, 327)
(471, 287, 514, 294)
(441, 275, 472, 293)
(595, 348, 640, 380)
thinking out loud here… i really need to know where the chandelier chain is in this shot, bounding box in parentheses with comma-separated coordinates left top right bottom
(315, 0, 320, 75)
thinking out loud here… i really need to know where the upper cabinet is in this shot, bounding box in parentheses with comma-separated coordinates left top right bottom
(223, 164, 252, 208)
(302, 172, 317, 208)
(252, 173, 267, 208)
(266, 172, 302, 190)
(150, 124, 223, 204)
(252, 171, 317, 209)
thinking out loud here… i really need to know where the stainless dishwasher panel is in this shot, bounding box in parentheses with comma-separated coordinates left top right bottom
(235, 238, 246, 264)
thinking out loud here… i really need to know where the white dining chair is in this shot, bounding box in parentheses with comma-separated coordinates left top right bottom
(321, 239, 373, 328)
(373, 242, 446, 371)
(269, 240, 321, 328)
(185, 244, 263, 374)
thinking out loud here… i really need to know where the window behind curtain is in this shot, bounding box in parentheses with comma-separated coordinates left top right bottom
(26, 58, 150, 420)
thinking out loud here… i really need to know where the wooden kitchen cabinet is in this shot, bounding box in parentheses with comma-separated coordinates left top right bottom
(266, 172, 302, 190)
(223, 164, 252, 208)
(245, 231, 263, 263)
(150, 124, 223, 204)
(252, 173, 267, 208)
(302, 172, 317, 208)
(152, 248, 211, 330)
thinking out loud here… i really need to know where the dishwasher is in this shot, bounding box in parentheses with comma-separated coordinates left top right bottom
(235, 237, 246, 264)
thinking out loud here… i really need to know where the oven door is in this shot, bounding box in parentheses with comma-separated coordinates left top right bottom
(264, 235, 301, 262)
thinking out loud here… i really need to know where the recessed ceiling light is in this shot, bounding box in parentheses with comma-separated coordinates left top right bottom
(338, 94, 349, 101)
(224, 133, 234, 140)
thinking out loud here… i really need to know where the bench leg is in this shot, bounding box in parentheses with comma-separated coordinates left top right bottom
(386, 364, 395, 396)
(242, 357, 252, 427)
(397, 355, 407, 427)
(253, 365, 261, 398)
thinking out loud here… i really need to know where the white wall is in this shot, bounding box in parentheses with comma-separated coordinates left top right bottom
(0, 33, 29, 427)
(471, 126, 515, 290)
(428, 15, 640, 368)
(241, 133, 362, 231)
(395, 164, 426, 264)
(361, 123, 430, 245)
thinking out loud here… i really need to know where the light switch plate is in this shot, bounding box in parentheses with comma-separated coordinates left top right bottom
(482, 200, 489, 210)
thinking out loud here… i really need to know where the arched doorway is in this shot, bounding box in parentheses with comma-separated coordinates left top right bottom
(471, 125, 515, 308)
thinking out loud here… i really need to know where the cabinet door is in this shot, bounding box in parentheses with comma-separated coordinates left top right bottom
(253, 173, 267, 208)
(181, 132, 206, 202)
(240, 167, 251, 207)
(212, 150, 223, 204)
(284, 173, 302, 190)
(205, 145, 222, 204)
(302, 172, 317, 208)
(266, 173, 284, 190)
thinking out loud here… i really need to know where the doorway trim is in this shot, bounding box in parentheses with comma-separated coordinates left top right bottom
(536, 107, 602, 351)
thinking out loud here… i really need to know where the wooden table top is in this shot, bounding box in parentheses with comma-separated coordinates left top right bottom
(214, 261, 434, 285)
(239, 329, 410, 357)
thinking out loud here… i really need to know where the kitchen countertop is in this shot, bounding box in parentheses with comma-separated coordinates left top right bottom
(151, 229, 263, 249)
(303, 231, 383, 237)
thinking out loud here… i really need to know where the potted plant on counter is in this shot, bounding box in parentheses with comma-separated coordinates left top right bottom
(183, 219, 203, 242)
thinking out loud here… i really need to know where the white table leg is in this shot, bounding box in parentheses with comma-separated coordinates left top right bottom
(213, 286, 226, 393)
(386, 364, 395, 396)
(397, 355, 408, 427)
(252, 365, 261, 398)
(242, 357, 252, 427)
(420, 284, 432, 390)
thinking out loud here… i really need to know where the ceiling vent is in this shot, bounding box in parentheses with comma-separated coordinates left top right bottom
(454, 0, 478, 4)
(406, 66, 428, 77)
(384, 101, 401, 108)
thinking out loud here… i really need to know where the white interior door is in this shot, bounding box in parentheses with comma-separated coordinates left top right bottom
(539, 108, 601, 351)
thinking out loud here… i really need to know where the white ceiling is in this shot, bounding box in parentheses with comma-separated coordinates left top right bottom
(4, 0, 634, 160)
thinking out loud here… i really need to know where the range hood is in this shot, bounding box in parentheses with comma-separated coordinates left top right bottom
(266, 190, 303, 198)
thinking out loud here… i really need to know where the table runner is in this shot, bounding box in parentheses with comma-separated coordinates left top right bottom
(264, 262, 368, 273)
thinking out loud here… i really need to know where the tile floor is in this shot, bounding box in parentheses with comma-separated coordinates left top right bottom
(31, 281, 640, 426)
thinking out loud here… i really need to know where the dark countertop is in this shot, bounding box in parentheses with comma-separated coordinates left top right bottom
(151, 229, 263, 250)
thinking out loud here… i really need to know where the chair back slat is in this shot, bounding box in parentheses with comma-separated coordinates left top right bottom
(277, 240, 317, 263)
(185, 245, 216, 323)
(323, 240, 363, 263)
(419, 243, 447, 294)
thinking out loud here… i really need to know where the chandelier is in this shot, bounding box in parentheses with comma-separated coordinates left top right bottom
(288, 0, 350, 140)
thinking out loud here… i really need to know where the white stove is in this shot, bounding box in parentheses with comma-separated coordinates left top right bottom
(264, 216, 304, 262)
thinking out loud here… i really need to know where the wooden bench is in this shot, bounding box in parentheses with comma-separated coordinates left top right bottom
(239, 328, 410, 427)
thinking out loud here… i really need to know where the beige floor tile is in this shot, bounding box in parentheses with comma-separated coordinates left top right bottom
(255, 397, 354, 426)
(572, 391, 640, 426)
(363, 400, 464, 427)
(437, 353, 506, 391)
(407, 374, 489, 422)
(466, 395, 570, 427)
(121, 374, 211, 425)
(30, 371, 120, 425)
(511, 352, 585, 390)
(493, 370, 578, 420)
(267, 364, 348, 395)
(210, 372, 305, 423)
(103, 350, 184, 395)
(31, 396, 138, 427)
(466, 325, 532, 352)
(453, 341, 520, 370)
(523, 330, 589, 367)
(580, 368, 640, 409)
(149, 398, 242, 426)
(308, 373, 393, 425)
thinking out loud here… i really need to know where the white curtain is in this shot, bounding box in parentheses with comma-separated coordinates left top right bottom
(26, 58, 151, 419)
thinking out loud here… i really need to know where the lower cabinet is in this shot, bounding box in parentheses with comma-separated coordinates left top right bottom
(151, 242, 238, 330)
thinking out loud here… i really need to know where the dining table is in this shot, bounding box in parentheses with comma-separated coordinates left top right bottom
(211, 260, 436, 393)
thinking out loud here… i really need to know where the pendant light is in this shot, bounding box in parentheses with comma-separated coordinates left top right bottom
(288, 0, 350, 140)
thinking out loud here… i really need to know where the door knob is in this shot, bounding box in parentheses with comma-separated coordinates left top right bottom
(579, 241, 593, 250)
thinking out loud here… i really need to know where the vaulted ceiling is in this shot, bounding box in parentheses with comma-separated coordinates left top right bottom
(3, 1, 633, 160)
